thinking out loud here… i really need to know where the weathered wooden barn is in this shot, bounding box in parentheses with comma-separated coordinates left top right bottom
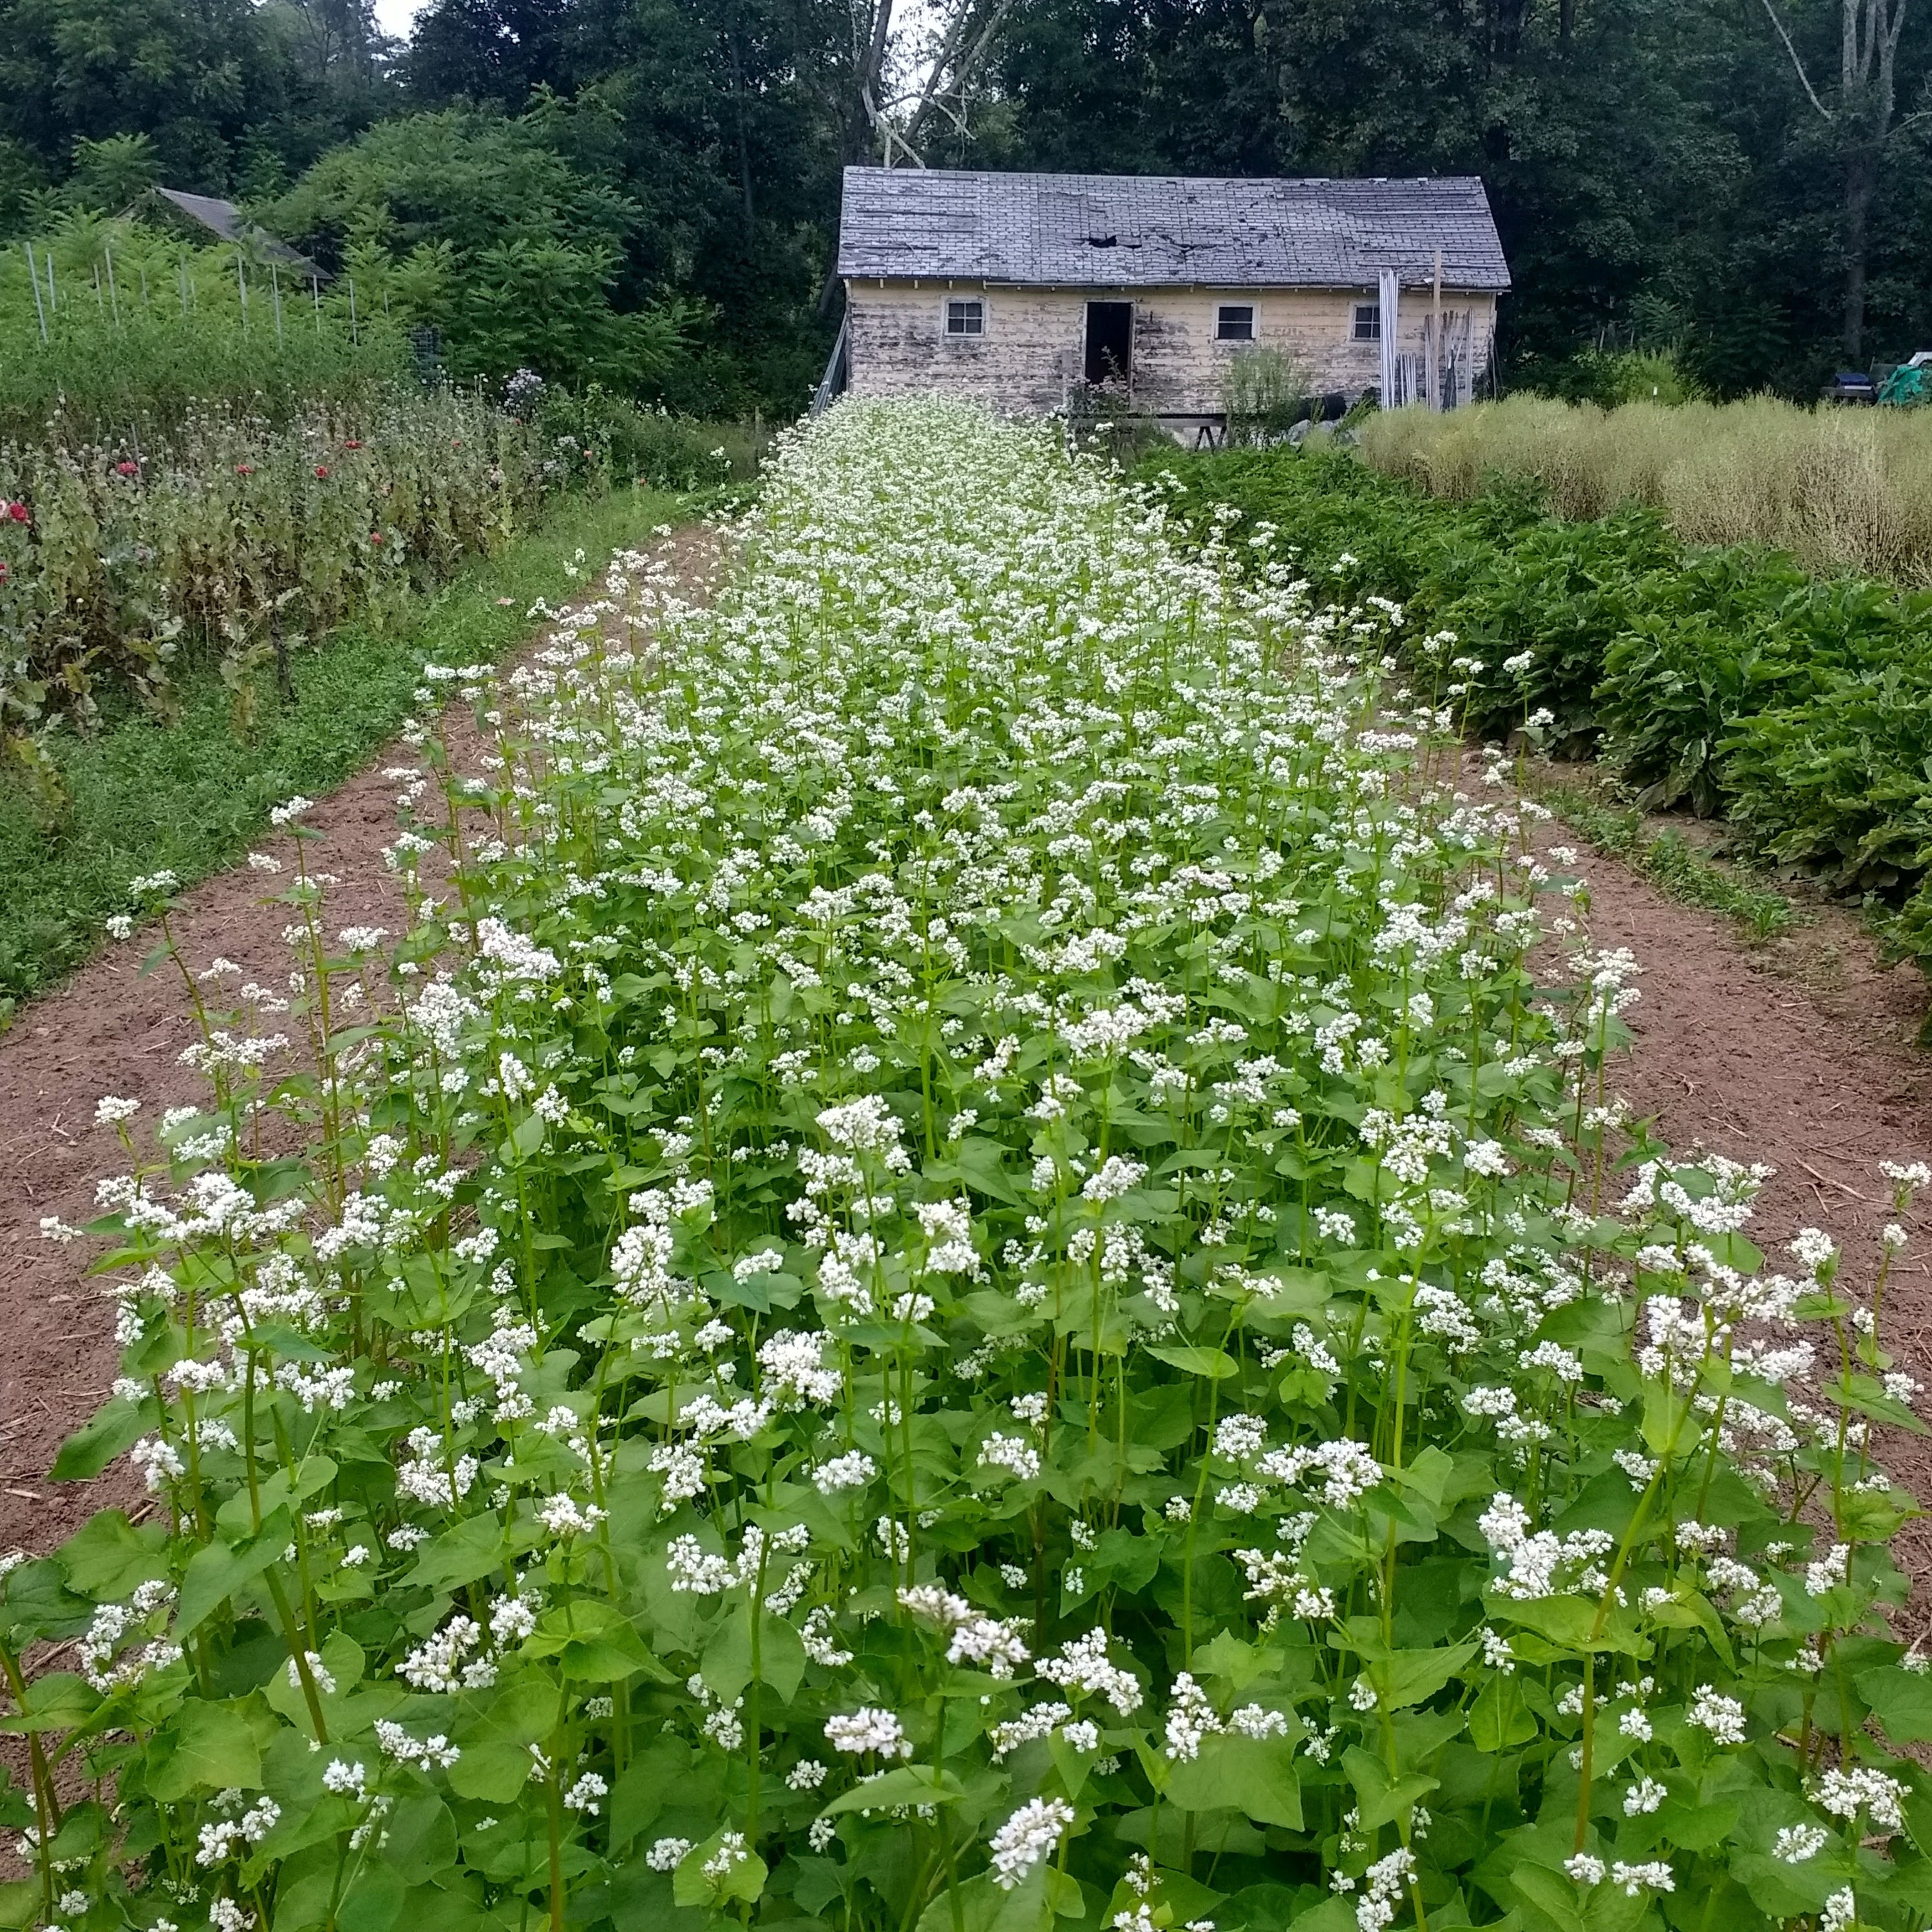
(822, 167, 1510, 434)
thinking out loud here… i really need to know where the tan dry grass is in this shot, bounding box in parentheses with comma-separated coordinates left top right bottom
(1360, 395, 1932, 582)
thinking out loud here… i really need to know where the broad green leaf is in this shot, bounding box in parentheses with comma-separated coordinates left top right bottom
(1857, 1664, 1932, 1743)
(1146, 1344, 1238, 1379)
(526, 1601, 670, 1683)
(820, 1765, 966, 1815)
(147, 1700, 263, 1801)
(914, 1867, 1079, 1932)
(0, 1673, 100, 1735)
(50, 1400, 151, 1482)
(609, 1736, 694, 1848)
(337, 1864, 408, 1932)
(1342, 1746, 1435, 1832)
(1488, 1591, 1643, 1656)
(55, 1510, 168, 1600)
(672, 1832, 767, 1909)
(1468, 1674, 1538, 1752)
(408, 1513, 510, 1592)
(176, 1515, 290, 1637)
(1163, 1732, 1303, 1828)
(1373, 1640, 1477, 1709)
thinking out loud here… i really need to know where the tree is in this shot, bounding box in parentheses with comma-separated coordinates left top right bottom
(405, 0, 589, 103)
(1757, 0, 1927, 357)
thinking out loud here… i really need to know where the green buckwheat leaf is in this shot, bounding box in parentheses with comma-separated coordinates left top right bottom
(146, 1698, 263, 1799)
(54, 1509, 169, 1600)
(1162, 1732, 1303, 1828)
(50, 1397, 153, 1482)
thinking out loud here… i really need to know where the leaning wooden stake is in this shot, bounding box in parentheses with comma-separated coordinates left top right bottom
(24, 243, 48, 344)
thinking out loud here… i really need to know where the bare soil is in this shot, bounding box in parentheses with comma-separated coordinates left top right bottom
(0, 526, 719, 1557)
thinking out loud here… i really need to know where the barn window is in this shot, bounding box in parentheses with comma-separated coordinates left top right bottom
(1352, 303, 1381, 341)
(1216, 304, 1255, 341)
(945, 298, 985, 337)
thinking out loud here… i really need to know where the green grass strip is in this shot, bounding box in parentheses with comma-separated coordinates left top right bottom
(0, 484, 684, 1014)
(1540, 779, 1794, 943)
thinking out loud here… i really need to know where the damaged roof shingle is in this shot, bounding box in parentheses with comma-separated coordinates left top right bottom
(837, 167, 1510, 292)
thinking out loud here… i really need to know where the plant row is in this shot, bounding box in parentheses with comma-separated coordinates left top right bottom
(0, 393, 573, 764)
(9, 399, 1929, 1932)
(1144, 446, 1932, 990)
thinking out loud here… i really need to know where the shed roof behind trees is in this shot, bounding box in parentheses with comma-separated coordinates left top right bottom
(837, 167, 1510, 292)
(140, 187, 329, 278)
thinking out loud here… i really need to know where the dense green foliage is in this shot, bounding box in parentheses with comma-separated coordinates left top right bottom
(12, 397, 1932, 1932)
(1143, 444, 1932, 974)
(0, 482, 676, 1012)
(6, 0, 1932, 409)
(0, 223, 413, 444)
(257, 101, 702, 394)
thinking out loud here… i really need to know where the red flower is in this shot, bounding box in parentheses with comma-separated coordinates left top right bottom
(114, 460, 140, 477)
(343, 439, 363, 451)
(4, 499, 26, 523)
(0, 561, 10, 582)
(314, 466, 330, 480)
(235, 464, 254, 477)
(369, 531, 384, 546)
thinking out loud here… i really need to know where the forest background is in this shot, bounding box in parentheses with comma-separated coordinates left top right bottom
(2, 0, 1931, 421)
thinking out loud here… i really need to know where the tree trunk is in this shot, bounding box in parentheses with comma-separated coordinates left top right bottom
(1842, 140, 1877, 359)
(729, 32, 755, 229)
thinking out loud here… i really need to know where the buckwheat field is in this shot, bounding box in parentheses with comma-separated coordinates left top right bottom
(15, 400, 1931, 1932)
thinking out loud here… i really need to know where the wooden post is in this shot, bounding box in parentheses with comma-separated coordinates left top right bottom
(271, 262, 283, 345)
(312, 276, 321, 334)
(180, 254, 189, 316)
(236, 251, 249, 328)
(24, 243, 48, 345)
(91, 265, 104, 315)
(1378, 267, 1400, 406)
(1430, 249, 1443, 412)
(105, 246, 121, 328)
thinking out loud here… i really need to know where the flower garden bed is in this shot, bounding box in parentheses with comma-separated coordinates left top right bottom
(6, 400, 1928, 1932)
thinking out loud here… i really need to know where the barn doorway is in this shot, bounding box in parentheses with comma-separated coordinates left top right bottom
(1084, 301, 1133, 388)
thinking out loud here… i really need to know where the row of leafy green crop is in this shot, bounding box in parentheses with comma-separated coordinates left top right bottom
(1141, 447, 1932, 975)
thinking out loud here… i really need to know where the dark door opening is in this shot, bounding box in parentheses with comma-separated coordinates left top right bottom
(1084, 301, 1133, 388)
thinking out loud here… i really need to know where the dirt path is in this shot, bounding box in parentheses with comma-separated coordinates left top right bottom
(0, 526, 719, 1557)
(1552, 835, 1932, 1587)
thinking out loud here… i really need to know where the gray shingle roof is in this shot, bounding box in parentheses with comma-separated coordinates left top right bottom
(143, 187, 328, 278)
(837, 167, 1510, 292)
